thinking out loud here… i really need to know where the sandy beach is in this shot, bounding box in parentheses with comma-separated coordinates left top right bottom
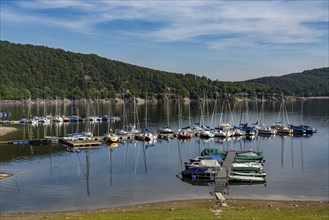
(0, 126, 18, 136)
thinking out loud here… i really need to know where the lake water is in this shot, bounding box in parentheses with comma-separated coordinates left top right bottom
(0, 98, 328, 212)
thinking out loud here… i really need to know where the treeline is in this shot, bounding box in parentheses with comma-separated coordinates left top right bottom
(247, 67, 329, 97)
(0, 41, 326, 100)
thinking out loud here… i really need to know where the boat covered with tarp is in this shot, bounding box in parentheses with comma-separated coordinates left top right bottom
(200, 148, 263, 162)
(184, 155, 223, 169)
(180, 167, 219, 179)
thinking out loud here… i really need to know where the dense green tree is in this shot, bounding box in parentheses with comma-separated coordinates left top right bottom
(0, 41, 327, 100)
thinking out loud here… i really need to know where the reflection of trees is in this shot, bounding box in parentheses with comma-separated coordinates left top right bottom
(0, 144, 67, 163)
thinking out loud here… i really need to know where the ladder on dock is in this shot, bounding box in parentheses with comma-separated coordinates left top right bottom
(214, 150, 236, 193)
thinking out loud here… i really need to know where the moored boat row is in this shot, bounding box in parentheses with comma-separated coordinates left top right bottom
(179, 148, 267, 184)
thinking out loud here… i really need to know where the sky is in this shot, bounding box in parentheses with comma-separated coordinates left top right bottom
(1, 0, 328, 81)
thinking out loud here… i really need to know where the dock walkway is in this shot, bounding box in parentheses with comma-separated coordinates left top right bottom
(214, 150, 236, 193)
(60, 139, 102, 148)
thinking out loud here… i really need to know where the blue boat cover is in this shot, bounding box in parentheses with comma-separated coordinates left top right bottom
(204, 155, 223, 161)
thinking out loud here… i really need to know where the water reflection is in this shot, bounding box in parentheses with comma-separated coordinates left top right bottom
(0, 99, 328, 212)
(0, 143, 67, 163)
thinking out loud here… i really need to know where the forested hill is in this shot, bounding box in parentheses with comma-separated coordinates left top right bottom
(246, 67, 329, 97)
(0, 40, 327, 100)
(0, 40, 271, 100)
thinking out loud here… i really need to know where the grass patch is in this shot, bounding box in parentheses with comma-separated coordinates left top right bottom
(221, 200, 329, 220)
(1, 199, 328, 220)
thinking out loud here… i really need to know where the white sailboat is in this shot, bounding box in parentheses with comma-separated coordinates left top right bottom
(136, 95, 157, 142)
(255, 96, 277, 136)
(159, 95, 174, 136)
(272, 95, 293, 135)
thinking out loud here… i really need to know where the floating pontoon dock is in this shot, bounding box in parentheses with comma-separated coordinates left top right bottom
(214, 150, 236, 193)
(60, 139, 102, 148)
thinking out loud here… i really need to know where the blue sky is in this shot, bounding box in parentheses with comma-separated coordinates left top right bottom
(1, 0, 328, 81)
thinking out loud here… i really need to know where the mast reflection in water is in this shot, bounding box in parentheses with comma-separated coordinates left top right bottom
(0, 98, 328, 212)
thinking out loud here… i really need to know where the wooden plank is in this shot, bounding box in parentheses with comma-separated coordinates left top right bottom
(215, 192, 225, 201)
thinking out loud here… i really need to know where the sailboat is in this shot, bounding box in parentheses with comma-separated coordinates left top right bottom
(114, 95, 140, 143)
(53, 97, 64, 123)
(126, 96, 141, 135)
(289, 98, 316, 135)
(217, 98, 233, 129)
(104, 101, 119, 143)
(159, 95, 175, 138)
(271, 95, 293, 135)
(36, 99, 51, 124)
(255, 96, 277, 136)
(62, 99, 71, 123)
(176, 94, 193, 140)
(135, 95, 157, 143)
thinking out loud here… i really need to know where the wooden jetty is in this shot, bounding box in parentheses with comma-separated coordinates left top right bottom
(0, 120, 20, 125)
(0, 138, 60, 145)
(214, 150, 236, 193)
(60, 139, 102, 148)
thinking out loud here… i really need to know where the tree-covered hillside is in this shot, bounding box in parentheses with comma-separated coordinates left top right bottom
(247, 68, 329, 97)
(0, 41, 326, 100)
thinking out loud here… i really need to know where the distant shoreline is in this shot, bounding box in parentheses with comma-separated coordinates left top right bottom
(0, 96, 328, 106)
(304, 96, 329, 99)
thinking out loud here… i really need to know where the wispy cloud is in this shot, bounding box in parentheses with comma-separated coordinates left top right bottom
(1, 0, 328, 50)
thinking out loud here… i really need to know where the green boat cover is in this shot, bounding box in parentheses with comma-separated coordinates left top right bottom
(200, 148, 227, 156)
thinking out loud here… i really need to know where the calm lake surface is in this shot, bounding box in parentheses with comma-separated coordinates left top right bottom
(0, 98, 328, 212)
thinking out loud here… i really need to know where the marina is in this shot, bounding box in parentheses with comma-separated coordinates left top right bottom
(0, 98, 328, 213)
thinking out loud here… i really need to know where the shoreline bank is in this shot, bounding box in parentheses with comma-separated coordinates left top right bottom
(1, 198, 328, 220)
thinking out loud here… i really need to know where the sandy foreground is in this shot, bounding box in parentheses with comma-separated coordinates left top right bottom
(0, 126, 18, 136)
(0, 199, 328, 220)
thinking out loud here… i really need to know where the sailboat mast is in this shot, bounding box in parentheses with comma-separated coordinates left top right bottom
(177, 94, 181, 129)
(144, 96, 148, 129)
(167, 96, 170, 128)
(188, 93, 191, 127)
